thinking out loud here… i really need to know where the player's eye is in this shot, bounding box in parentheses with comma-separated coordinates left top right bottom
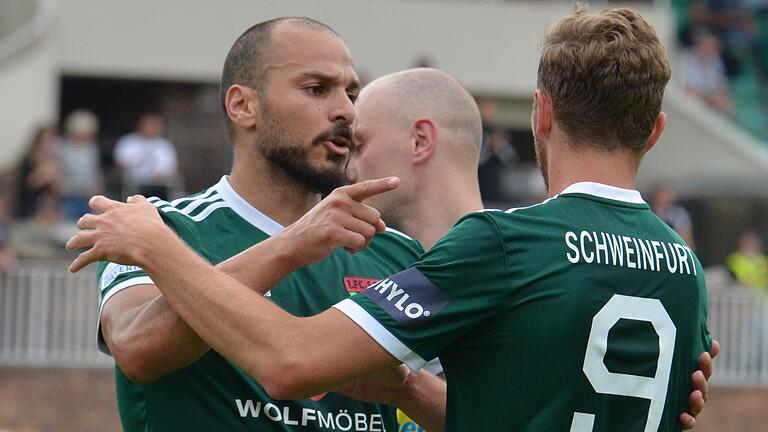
(347, 92, 358, 104)
(305, 85, 327, 97)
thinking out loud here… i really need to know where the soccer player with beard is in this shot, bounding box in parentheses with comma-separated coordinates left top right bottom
(94, 18, 425, 431)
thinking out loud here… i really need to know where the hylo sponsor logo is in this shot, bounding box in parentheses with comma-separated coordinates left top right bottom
(369, 279, 431, 319)
(361, 268, 448, 328)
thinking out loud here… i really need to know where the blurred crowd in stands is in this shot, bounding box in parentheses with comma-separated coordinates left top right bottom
(0, 23, 765, 296)
(676, 0, 768, 139)
(0, 95, 764, 296)
(0, 110, 179, 268)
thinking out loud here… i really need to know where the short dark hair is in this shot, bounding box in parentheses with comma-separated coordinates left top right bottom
(219, 17, 338, 130)
(538, 7, 671, 153)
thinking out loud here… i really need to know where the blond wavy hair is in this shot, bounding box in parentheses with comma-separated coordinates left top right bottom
(538, 6, 671, 153)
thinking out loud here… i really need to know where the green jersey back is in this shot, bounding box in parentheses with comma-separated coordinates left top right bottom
(337, 182, 711, 432)
(96, 176, 423, 432)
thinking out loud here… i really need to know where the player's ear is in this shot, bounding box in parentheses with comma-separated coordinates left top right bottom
(411, 117, 437, 164)
(532, 89, 553, 141)
(642, 111, 666, 155)
(226, 85, 261, 130)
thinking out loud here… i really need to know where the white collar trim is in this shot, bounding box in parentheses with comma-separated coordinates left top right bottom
(558, 182, 646, 205)
(213, 176, 284, 236)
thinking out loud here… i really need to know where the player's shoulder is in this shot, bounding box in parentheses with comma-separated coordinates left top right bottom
(453, 201, 553, 229)
(371, 227, 425, 255)
(445, 202, 561, 247)
(146, 184, 231, 233)
(475, 195, 579, 228)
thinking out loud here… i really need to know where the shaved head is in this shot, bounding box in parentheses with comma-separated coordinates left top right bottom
(348, 67, 484, 248)
(360, 68, 482, 167)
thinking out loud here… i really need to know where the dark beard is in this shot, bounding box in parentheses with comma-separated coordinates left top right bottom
(264, 144, 348, 195)
(258, 115, 351, 196)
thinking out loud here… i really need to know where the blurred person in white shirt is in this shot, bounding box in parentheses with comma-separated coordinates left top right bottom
(114, 113, 179, 199)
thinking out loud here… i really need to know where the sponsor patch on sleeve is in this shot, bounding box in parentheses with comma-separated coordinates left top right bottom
(343, 277, 380, 294)
(361, 268, 448, 328)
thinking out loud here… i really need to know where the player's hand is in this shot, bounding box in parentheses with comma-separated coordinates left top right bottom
(334, 364, 411, 405)
(680, 339, 720, 430)
(66, 195, 170, 272)
(277, 176, 399, 268)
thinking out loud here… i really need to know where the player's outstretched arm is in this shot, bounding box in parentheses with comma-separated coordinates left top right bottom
(67, 178, 404, 379)
(71, 177, 395, 382)
(680, 339, 720, 430)
(68, 179, 417, 390)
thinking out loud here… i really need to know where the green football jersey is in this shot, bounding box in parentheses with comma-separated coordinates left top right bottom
(96, 176, 423, 432)
(336, 182, 712, 432)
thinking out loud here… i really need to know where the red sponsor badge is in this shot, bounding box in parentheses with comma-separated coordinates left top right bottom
(343, 277, 380, 294)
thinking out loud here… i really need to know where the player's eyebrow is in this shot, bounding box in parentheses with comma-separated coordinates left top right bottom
(300, 72, 360, 93)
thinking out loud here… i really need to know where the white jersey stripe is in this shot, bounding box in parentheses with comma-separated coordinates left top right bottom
(149, 198, 172, 208)
(384, 227, 415, 241)
(189, 202, 230, 221)
(505, 196, 558, 213)
(170, 185, 218, 208)
(149, 196, 229, 221)
(176, 194, 222, 216)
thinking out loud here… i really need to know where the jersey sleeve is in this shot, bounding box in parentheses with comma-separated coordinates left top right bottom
(333, 211, 510, 370)
(95, 209, 201, 354)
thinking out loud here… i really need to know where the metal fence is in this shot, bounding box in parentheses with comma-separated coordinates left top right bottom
(0, 260, 767, 386)
(707, 287, 768, 387)
(0, 260, 110, 368)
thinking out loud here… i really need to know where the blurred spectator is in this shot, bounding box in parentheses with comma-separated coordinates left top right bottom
(58, 109, 103, 220)
(650, 184, 697, 250)
(708, 0, 763, 75)
(681, 31, 734, 115)
(680, 1, 759, 77)
(476, 97, 517, 204)
(727, 231, 768, 289)
(0, 197, 17, 273)
(15, 126, 61, 220)
(114, 113, 179, 200)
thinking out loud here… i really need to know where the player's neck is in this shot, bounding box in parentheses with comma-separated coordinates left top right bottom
(545, 143, 639, 197)
(404, 174, 483, 250)
(229, 153, 321, 226)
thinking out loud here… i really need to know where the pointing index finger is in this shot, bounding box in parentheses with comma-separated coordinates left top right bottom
(346, 177, 400, 202)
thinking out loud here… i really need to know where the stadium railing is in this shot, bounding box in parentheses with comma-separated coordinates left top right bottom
(0, 259, 766, 387)
(0, 260, 109, 368)
(707, 286, 768, 387)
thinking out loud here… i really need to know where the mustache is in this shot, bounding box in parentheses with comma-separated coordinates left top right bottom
(314, 122, 357, 152)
